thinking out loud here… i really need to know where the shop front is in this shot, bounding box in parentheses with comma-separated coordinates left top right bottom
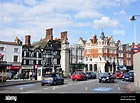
(7, 65, 21, 79)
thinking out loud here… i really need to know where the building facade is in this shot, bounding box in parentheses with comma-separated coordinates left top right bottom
(0, 38, 22, 75)
(69, 43, 85, 74)
(83, 32, 118, 73)
(21, 28, 69, 77)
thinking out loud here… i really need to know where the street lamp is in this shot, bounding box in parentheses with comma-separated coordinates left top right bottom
(130, 15, 140, 43)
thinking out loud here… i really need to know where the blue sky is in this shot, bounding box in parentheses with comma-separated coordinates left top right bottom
(0, 0, 140, 45)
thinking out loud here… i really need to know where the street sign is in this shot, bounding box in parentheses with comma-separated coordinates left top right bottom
(0, 53, 3, 60)
(131, 44, 140, 53)
(35, 65, 38, 69)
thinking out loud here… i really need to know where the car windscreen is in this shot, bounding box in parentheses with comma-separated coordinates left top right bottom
(123, 72, 129, 76)
(129, 72, 134, 76)
(101, 72, 109, 76)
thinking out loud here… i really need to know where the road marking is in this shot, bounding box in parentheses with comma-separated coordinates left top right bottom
(20, 87, 23, 90)
(53, 86, 55, 90)
(44, 88, 48, 90)
(118, 87, 120, 90)
(16, 84, 36, 88)
(92, 87, 113, 92)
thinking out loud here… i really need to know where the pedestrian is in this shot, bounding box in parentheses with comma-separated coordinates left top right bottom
(25, 72, 29, 80)
(29, 71, 32, 80)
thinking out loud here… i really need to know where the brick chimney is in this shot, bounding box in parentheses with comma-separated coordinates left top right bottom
(25, 35, 31, 47)
(44, 28, 53, 40)
(61, 31, 68, 41)
(15, 37, 22, 45)
(93, 34, 97, 43)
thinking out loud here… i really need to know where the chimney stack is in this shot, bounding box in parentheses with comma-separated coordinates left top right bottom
(25, 35, 31, 47)
(61, 31, 68, 41)
(44, 28, 53, 40)
(93, 34, 97, 43)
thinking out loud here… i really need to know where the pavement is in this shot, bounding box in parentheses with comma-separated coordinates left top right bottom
(126, 82, 140, 93)
(0, 79, 140, 93)
(0, 79, 40, 87)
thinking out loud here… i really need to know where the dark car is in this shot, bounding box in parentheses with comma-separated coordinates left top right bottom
(86, 71, 96, 79)
(122, 71, 134, 82)
(98, 72, 114, 83)
(41, 73, 64, 86)
(71, 71, 87, 81)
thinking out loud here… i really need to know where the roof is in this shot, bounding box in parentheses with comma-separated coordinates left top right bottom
(0, 41, 21, 46)
(32, 39, 49, 48)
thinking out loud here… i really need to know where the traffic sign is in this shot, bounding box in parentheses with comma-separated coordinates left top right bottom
(131, 44, 140, 53)
(0, 53, 3, 60)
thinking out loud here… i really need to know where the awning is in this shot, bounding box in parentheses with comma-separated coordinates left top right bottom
(8, 66, 21, 70)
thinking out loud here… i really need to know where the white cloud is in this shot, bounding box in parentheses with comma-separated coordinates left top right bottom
(93, 16, 122, 29)
(112, 29, 125, 36)
(0, 0, 138, 44)
(74, 10, 103, 19)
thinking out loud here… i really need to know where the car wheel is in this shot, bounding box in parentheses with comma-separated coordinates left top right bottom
(41, 84, 44, 86)
(61, 81, 64, 84)
(112, 79, 114, 83)
(99, 80, 101, 83)
(53, 81, 56, 85)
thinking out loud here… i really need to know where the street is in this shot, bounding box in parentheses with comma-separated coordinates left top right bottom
(0, 78, 132, 93)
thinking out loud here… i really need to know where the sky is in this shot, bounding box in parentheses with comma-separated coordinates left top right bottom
(0, 0, 140, 45)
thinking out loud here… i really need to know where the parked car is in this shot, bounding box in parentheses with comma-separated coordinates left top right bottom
(71, 71, 87, 81)
(122, 71, 134, 82)
(98, 72, 114, 83)
(86, 71, 96, 79)
(41, 73, 64, 86)
(113, 70, 124, 79)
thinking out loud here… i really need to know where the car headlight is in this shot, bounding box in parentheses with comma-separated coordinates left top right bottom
(106, 77, 109, 79)
(130, 77, 132, 78)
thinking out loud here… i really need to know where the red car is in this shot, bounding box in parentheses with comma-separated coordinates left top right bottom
(71, 71, 87, 81)
(114, 70, 124, 79)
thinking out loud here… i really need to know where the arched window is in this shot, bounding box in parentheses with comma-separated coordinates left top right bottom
(98, 56, 102, 61)
(90, 56, 92, 61)
(85, 57, 88, 61)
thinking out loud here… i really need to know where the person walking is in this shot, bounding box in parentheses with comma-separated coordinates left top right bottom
(29, 71, 32, 80)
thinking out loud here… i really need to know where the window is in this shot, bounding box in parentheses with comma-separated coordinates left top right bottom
(104, 56, 107, 61)
(14, 48, 19, 52)
(99, 56, 102, 61)
(85, 57, 88, 61)
(0, 47, 4, 51)
(104, 48, 107, 53)
(13, 55, 18, 62)
(87, 49, 90, 54)
(90, 56, 92, 61)
(98, 48, 102, 53)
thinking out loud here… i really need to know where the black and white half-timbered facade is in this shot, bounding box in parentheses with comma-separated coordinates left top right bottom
(21, 28, 68, 76)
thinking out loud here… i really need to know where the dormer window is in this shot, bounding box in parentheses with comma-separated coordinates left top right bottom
(99, 41, 101, 45)
(86, 43, 90, 46)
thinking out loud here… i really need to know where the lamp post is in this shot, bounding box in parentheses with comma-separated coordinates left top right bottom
(130, 15, 140, 43)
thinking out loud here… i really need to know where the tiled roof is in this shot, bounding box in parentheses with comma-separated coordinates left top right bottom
(32, 39, 49, 48)
(0, 41, 21, 46)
